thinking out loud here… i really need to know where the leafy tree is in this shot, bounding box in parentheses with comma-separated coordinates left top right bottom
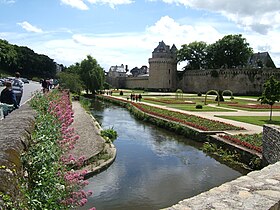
(57, 71, 84, 94)
(207, 34, 253, 69)
(0, 39, 18, 71)
(80, 55, 105, 94)
(177, 41, 208, 70)
(258, 76, 280, 121)
(0, 39, 59, 79)
(65, 62, 80, 74)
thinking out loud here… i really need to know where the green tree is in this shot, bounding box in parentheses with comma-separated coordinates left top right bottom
(177, 41, 208, 70)
(57, 71, 84, 94)
(0, 39, 18, 72)
(80, 55, 105, 94)
(206, 34, 253, 69)
(258, 76, 280, 121)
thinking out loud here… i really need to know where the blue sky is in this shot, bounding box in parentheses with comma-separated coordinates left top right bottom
(1, 0, 280, 70)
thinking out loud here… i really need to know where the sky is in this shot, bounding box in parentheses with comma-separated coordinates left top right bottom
(1, 0, 280, 71)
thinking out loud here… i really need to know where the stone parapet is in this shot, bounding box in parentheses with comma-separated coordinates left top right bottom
(163, 161, 280, 210)
(0, 104, 36, 208)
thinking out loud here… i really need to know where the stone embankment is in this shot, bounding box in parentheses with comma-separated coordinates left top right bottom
(0, 104, 36, 205)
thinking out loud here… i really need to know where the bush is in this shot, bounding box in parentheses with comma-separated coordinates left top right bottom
(101, 128, 118, 142)
(196, 104, 203, 109)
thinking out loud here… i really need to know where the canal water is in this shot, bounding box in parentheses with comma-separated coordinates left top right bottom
(79, 100, 247, 210)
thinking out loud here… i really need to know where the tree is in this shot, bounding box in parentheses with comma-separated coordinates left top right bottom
(177, 41, 208, 70)
(206, 34, 253, 69)
(258, 76, 280, 121)
(0, 39, 18, 72)
(80, 55, 105, 94)
(57, 71, 84, 94)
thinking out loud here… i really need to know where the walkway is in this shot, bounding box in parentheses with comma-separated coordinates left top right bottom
(69, 101, 105, 160)
(69, 100, 116, 177)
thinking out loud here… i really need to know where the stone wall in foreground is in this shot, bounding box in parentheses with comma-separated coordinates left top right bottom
(0, 104, 36, 208)
(263, 125, 280, 165)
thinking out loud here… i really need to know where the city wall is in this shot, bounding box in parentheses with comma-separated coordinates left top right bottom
(125, 76, 149, 89)
(180, 68, 280, 95)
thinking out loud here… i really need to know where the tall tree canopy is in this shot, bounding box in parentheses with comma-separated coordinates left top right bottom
(207, 34, 253, 69)
(0, 39, 60, 79)
(80, 55, 105, 94)
(177, 41, 207, 70)
(177, 34, 253, 70)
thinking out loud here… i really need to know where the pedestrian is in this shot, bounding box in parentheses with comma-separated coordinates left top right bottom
(12, 72, 24, 106)
(139, 94, 142, 102)
(0, 81, 18, 116)
(41, 79, 49, 93)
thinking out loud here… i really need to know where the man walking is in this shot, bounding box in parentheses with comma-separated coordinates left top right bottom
(12, 72, 23, 106)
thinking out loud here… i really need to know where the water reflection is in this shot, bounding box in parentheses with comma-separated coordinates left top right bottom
(79, 100, 245, 210)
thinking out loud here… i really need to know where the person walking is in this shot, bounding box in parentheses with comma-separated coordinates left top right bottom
(12, 72, 23, 106)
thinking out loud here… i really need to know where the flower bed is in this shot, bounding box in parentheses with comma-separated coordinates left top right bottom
(21, 90, 95, 209)
(144, 98, 196, 104)
(218, 134, 262, 153)
(228, 104, 280, 109)
(101, 95, 244, 131)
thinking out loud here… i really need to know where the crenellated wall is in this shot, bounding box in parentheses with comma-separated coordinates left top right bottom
(181, 68, 280, 95)
(0, 104, 36, 208)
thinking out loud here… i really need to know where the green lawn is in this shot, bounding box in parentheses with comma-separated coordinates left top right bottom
(216, 115, 280, 126)
(167, 104, 235, 112)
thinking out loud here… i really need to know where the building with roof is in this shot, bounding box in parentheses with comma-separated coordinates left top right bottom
(248, 52, 276, 68)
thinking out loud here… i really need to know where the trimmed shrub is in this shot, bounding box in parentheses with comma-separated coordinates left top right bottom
(196, 104, 203, 109)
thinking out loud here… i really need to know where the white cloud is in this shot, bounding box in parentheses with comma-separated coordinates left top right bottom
(60, 0, 133, 9)
(151, 0, 280, 34)
(4, 16, 280, 70)
(0, 0, 16, 4)
(17, 21, 43, 33)
(87, 0, 133, 8)
(60, 0, 89, 10)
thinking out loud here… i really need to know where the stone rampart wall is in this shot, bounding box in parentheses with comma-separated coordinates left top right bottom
(0, 104, 36, 207)
(181, 68, 280, 95)
(263, 125, 280, 165)
(125, 76, 149, 89)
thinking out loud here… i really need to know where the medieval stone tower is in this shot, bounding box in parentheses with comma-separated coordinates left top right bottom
(148, 41, 177, 91)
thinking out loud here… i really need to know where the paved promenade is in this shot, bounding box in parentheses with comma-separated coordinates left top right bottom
(68, 101, 105, 161)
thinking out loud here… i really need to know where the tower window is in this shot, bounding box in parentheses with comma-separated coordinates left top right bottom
(169, 69, 170, 74)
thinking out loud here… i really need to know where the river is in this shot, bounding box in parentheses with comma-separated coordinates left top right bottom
(79, 99, 247, 210)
